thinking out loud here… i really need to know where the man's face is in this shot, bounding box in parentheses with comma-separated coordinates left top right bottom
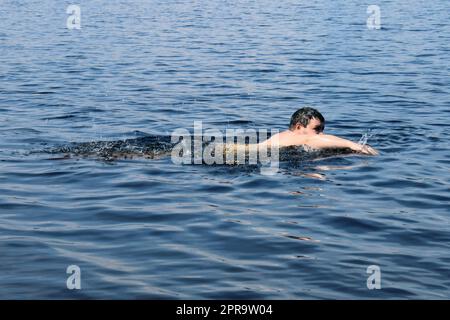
(294, 118, 324, 135)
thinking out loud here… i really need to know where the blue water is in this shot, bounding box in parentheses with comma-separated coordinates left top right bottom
(1, 0, 449, 299)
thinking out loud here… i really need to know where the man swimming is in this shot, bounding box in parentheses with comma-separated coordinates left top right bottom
(55, 107, 377, 162)
(259, 107, 378, 155)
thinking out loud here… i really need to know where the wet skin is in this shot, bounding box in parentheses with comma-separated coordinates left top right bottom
(259, 118, 379, 155)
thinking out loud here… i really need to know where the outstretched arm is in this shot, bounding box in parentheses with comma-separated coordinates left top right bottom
(304, 134, 378, 155)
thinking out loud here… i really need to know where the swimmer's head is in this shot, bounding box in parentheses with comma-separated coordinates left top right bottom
(289, 107, 325, 135)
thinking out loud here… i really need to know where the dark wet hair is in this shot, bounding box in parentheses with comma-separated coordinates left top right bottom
(289, 107, 325, 132)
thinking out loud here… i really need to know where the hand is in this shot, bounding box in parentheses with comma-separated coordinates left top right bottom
(359, 145, 379, 155)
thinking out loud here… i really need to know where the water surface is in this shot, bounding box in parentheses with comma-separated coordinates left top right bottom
(0, 0, 449, 299)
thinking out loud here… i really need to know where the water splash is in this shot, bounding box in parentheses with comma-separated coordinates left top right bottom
(38, 135, 355, 163)
(358, 129, 375, 146)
